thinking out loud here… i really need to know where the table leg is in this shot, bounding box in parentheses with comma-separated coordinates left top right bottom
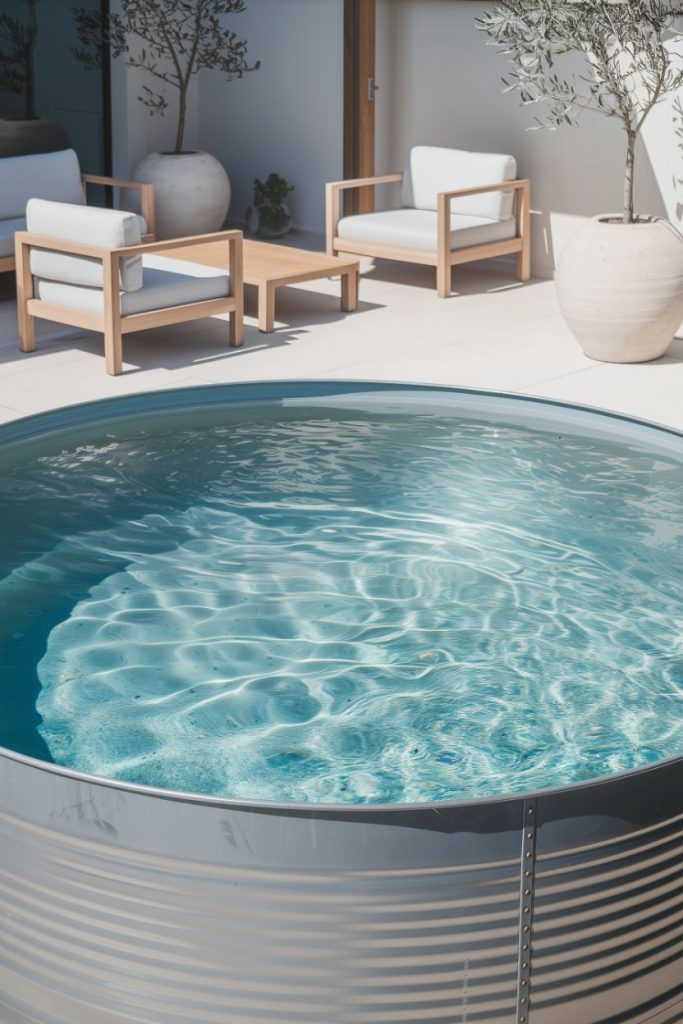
(341, 268, 359, 312)
(258, 282, 276, 333)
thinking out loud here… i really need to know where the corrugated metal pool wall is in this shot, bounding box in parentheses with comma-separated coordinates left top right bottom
(1, 750, 682, 1024)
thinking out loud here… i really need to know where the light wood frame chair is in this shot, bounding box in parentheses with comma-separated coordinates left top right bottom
(14, 229, 243, 376)
(326, 174, 531, 298)
(0, 173, 156, 276)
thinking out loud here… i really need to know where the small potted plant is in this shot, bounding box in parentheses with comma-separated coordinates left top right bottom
(73, 0, 260, 239)
(246, 173, 295, 239)
(479, 0, 683, 363)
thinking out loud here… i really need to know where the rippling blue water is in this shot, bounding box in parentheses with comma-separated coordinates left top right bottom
(0, 398, 681, 803)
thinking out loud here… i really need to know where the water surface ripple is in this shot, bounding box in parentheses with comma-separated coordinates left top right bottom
(1, 409, 681, 802)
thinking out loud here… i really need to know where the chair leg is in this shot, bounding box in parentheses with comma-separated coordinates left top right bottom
(18, 310, 36, 353)
(516, 243, 531, 283)
(103, 252, 123, 375)
(104, 326, 123, 375)
(230, 307, 244, 347)
(15, 239, 36, 352)
(436, 260, 451, 298)
(516, 180, 531, 282)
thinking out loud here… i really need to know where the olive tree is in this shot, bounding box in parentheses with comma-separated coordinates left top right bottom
(0, 0, 39, 119)
(478, 1, 683, 223)
(73, 0, 260, 155)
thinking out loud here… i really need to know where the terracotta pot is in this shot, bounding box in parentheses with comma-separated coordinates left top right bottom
(133, 151, 231, 240)
(555, 216, 683, 363)
(0, 118, 69, 158)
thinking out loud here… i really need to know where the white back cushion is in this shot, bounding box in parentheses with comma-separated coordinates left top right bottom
(0, 149, 85, 221)
(27, 199, 143, 292)
(402, 146, 517, 220)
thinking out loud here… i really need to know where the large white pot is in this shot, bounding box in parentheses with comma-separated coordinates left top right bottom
(555, 216, 683, 363)
(133, 151, 231, 240)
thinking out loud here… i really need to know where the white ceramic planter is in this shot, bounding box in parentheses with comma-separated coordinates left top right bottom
(133, 151, 231, 240)
(555, 216, 683, 363)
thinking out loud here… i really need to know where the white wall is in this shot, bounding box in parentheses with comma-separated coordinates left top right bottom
(113, 0, 343, 233)
(375, 0, 679, 277)
(109, 0, 199, 179)
(198, 0, 344, 234)
(111, 0, 680, 263)
(110, 58, 199, 180)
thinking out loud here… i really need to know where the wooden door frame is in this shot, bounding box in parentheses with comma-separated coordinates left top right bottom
(343, 0, 376, 214)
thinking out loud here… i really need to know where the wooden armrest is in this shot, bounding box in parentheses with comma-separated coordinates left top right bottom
(111, 229, 243, 259)
(82, 174, 156, 239)
(14, 231, 111, 259)
(438, 178, 530, 201)
(15, 228, 242, 262)
(326, 173, 403, 192)
(82, 174, 149, 191)
(326, 175, 402, 254)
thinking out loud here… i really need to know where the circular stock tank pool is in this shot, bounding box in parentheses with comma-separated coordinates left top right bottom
(0, 381, 681, 1024)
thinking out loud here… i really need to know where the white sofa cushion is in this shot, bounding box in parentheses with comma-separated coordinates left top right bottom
(0, 217, 25, 258)
(34, 255, 230, 317)
(337, 209, 516, 253)
(4, 212, 148, 254)
(27, 199, 143, 292)
(0, 149, 85, 221)
(402, 147, 517, 221)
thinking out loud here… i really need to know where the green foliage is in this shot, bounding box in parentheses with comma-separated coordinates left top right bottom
(478, 1, 683, 221)
(253, 173, 294, 210)
(252, 173, 294, 236)
(72, 0, 260, 153)
(0, 0, 39, 119)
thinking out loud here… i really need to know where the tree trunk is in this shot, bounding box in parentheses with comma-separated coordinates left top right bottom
(174, 84, 188, 154)
(623, 131, 636, 225)
(25, 0, 38, 119)
(24, 50, 36, 119)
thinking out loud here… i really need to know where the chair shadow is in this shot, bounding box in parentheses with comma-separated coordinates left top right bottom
(0, 286, 385, 375)
(355, 256, 540, 297)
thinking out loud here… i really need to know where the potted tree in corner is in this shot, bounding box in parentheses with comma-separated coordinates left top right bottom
(74, 0, 260, 239)
(479, 0, 683, 363)
(0, 0, 69, 157)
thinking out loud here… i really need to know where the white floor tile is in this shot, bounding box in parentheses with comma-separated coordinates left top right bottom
(0, 258, 681, 431)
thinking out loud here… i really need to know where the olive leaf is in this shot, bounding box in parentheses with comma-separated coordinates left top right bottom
(478, 1, 683, 223)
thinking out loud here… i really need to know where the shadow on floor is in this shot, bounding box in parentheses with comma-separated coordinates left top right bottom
(0, 287, 385, 375)
(355, 256, 541, 297)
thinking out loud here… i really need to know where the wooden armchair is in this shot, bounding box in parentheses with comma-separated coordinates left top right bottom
(15, 200, 242, 376)
(326, 146, 531, 297)
(0, 149, 155, 275)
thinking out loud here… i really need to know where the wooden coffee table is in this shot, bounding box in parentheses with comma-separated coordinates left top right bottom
(169, 237, 360, 333)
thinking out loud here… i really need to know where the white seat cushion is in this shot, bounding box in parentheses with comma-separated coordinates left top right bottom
(0, 149, 85, 220)
(0, 217, 25, 258)
(402, 147, 517, 221)
(27, 199, 143, 292)
(337, 209, 516, 253)
(35, 255, 230, 317)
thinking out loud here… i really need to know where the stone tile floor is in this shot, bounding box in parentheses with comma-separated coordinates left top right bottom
(0, 256, 681, 429)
